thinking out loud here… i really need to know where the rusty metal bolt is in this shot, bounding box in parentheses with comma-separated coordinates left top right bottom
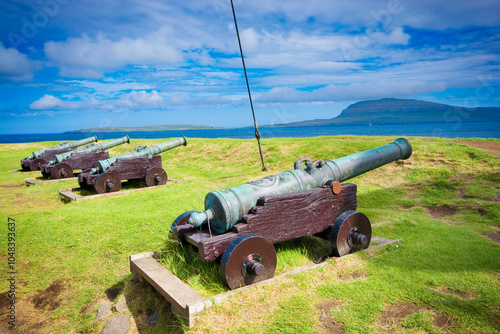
(247, 261, 265, 276)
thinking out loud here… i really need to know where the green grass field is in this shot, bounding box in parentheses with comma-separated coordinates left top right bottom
(0, 136, 499, 333)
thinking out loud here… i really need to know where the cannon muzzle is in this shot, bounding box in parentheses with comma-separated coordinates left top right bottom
(189, 138, 412, 233)
(91, 135, 187, 173)
(30, 135, 98, 159)
(52, 135, 130, 164)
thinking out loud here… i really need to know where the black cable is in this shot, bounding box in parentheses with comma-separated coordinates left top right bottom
(230, 0, 267, 171)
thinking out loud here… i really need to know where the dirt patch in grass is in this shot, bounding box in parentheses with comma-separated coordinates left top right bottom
(316, 300, 344, 333)
(0, 291, 16, 333)
(484, 193, 500, 203)
(462, 204, 489, 216)
(338, 270, 367, 282)
(433, 314, 452, 329)
(0, 288, 62, 334)
(376, 301, 452, 332)
(0, 183, 24, 188)
(433, 286, 477, 300)
(0, 280, 69, 333)
(477, 207, 488, 216)
(0, 183, 24, 195)
(459, 186, 500, 202)
(483, 226, 500, 245)
(378, 302, 423, 329)
(427, 204, 458, 218)
(31, 280, 66, 311)
(458, 186, 473, 199)
(9, 199, 41, 206)
(457, 141, 500, 157)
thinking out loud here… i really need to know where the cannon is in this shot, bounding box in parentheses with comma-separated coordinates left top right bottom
(171, 138, 412, 289)
(21, 135, 98, 171)
(78, 136, 187, 193)
(40, 135, 130, 179)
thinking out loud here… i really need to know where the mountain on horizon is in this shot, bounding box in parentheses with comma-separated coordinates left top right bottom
(271, 98, 500, 127)
(65, 98, 500, 133)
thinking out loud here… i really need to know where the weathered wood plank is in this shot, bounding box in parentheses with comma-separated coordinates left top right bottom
(130, 256, 204, 313)
(236, 184, 357, 244)
(64, 151, 109, 169)
(106, 155, 162, 180)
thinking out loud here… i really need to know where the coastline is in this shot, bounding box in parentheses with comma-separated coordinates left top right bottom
(1, 121, 499, 144)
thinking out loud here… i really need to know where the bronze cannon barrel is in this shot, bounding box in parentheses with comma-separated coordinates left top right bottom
(188, 138, 412, 233)
(30, 135, 98, 159)
(51, 135, 130, 164)
(90, 135, 187, 174)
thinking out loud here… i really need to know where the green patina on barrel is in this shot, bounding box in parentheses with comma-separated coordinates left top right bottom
(90, 135, 187, 174)
(28, 135, 98, 160)
(50, 135, 130, 164)
(189, 138, 412, 233)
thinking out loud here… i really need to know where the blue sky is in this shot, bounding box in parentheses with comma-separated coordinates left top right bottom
(0, 0, 498, 134)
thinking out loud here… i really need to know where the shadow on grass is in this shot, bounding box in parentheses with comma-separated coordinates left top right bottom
(123, 275, 186, 333)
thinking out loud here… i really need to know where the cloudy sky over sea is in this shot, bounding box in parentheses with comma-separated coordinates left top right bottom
(0, 0, 499, 134)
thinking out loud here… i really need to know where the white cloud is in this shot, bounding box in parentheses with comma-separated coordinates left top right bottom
(44, 30, 184, 78)
(29, 90, 164, 111)
(257, 80, 448, 104)
(240, 28, 259, 51)
(169, 93, 187, 105)
(29, 94, 64, 109)
(0, 43, 37, 82)
(235, 0, 500, 30)
(116, 90, 163, 108)
(217, 27, 410, 73)
(59, 79, 154, 94)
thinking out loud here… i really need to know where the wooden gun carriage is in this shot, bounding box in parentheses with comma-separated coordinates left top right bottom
(40, 136, 130, 179)
(171, 139, 412, 289)
(21, 135, 97, 171)
(78, 136, 187, 194)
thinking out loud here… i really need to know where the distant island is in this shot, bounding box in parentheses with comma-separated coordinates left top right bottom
(263, 98, 500, 127)
(64, 99, 500, 134)
(64, 124, 217, 133)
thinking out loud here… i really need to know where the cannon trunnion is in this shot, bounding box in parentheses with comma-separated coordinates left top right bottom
(171, 138, 412, 290)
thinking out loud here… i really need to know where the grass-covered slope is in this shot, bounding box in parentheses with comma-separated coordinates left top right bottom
(0, 136, 499, 333)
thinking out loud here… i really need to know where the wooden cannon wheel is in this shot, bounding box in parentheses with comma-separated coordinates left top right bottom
(30, 158, 45, 171)
(170, 211, 199, 236)
(144, 167, 167, 187)
(330, 210, 372, 257)
(51, 163, 73, 179)
(94, 172, 121, 193)
(220, 234, 277, 290)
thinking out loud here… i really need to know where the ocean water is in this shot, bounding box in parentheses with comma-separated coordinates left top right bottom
(1, 122, 499, 143)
